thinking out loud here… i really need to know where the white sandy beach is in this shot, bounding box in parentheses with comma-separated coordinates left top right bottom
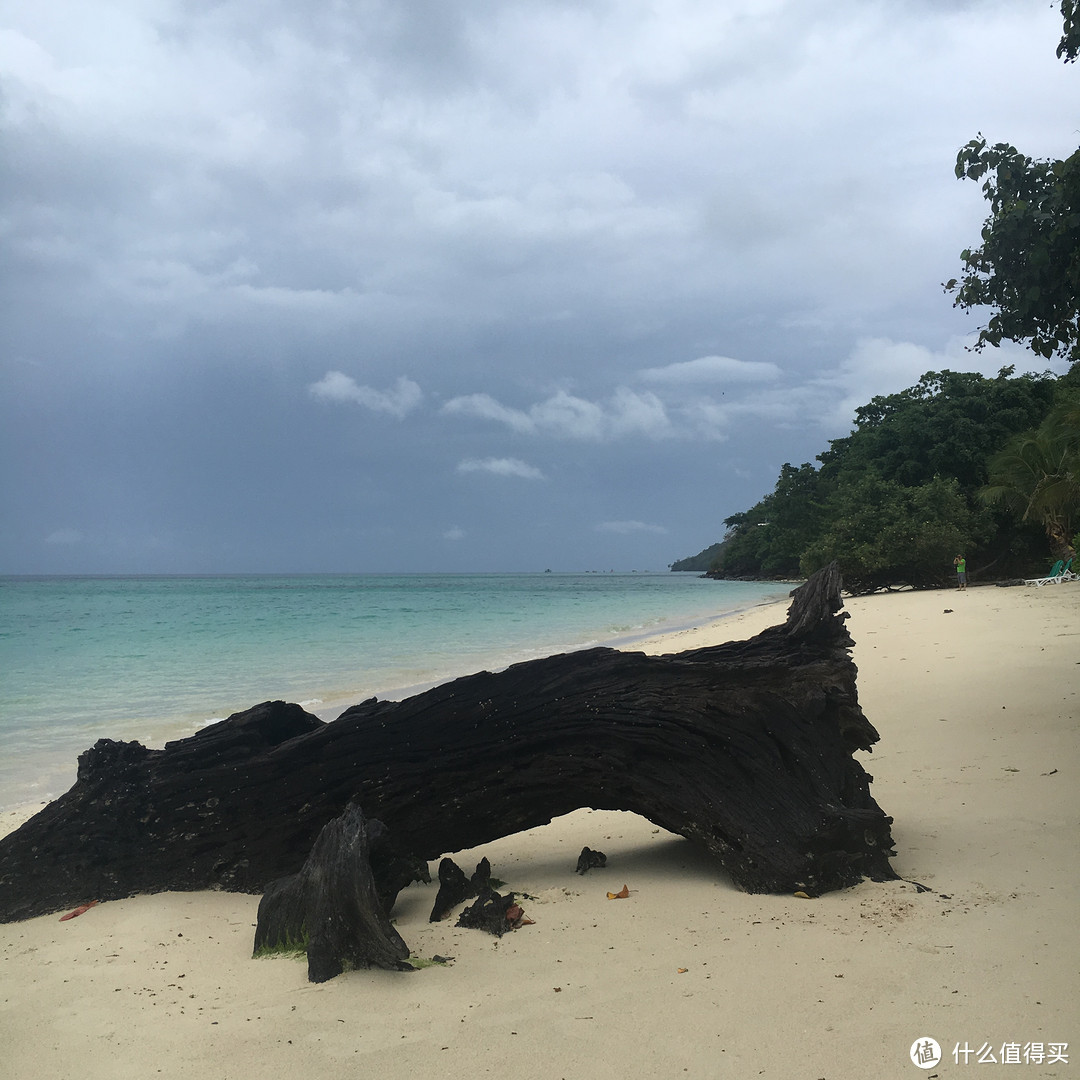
(1, 582, 1077, 1079)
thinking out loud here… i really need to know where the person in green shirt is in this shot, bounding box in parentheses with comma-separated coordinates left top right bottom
(953, 554, 967, 590)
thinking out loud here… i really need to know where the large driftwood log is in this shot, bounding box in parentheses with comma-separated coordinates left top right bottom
(0, 564, 897, 922)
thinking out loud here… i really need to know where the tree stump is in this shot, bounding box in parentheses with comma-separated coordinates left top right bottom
(253, 804, 414, 981)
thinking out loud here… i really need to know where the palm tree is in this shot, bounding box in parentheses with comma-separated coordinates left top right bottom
(980, 398, 1080, 560)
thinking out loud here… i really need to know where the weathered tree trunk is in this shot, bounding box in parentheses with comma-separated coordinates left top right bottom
(253, 805, 414, 981)
(0, 563, 897, 923)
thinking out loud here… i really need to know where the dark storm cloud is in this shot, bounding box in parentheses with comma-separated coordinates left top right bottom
(0, 0, 1074, 572)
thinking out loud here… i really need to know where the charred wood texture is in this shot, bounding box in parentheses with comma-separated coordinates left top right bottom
(576, 847, 608, 874)
(429, 857, 492, 922)
(253, 804, 414, 980)
(455, 887, 521, 937)
(0, 563, 896, 922)
(429, 859, 473, 923)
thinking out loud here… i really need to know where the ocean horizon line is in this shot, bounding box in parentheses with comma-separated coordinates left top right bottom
(1, 568, 704, 580)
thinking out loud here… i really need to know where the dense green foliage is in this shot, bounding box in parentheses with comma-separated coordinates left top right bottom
(688, 366, 1077, 593)
(669, 541, 727, 572)
(800, 475, 982, 591)
(712, 463, 826, 579)
(1060, 0, 1079, 62)
(816, 370, 1055, 489)
(946, 4, 1079, 361)
(945, 139, 1080, 362)
(980, 393, 1080, 558)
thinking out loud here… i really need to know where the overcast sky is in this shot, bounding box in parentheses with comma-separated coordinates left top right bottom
(1, 0, 1075, 574)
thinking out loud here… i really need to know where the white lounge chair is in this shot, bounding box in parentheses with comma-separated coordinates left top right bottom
(1025, 557, 1074, 586)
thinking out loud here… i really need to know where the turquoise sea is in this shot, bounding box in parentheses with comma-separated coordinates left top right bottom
(0, 573, 793, 810)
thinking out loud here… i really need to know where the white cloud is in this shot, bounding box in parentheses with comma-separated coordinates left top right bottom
(229, 284, 350, 311)
(673, 335, 1060, 445)
(808, 335, 1042, 432)
(822, 337, 943, 422)
(442, 526, 467, 540)
(456, 457, 545, 480)
(528, 391, 606, 439)
(44, 528, 83, 545)
(309, 372, 422, 418)
(605, 387, 671, 438)
(443, 387, 671, 441)
(441, 393, 535, 433)
(595, 520, 668, 535)
(638, 355, 781, 385)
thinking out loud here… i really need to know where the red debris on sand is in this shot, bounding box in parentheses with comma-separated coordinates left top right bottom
(505, 903, 535, 928)
(59, 900, 98, 921)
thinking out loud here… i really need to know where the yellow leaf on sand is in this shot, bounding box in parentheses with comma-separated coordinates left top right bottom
(606, 884, 630, 899)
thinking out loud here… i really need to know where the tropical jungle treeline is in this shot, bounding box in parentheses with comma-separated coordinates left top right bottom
(671, 364, 1080, 593)
(673, 7, 1080, 593)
